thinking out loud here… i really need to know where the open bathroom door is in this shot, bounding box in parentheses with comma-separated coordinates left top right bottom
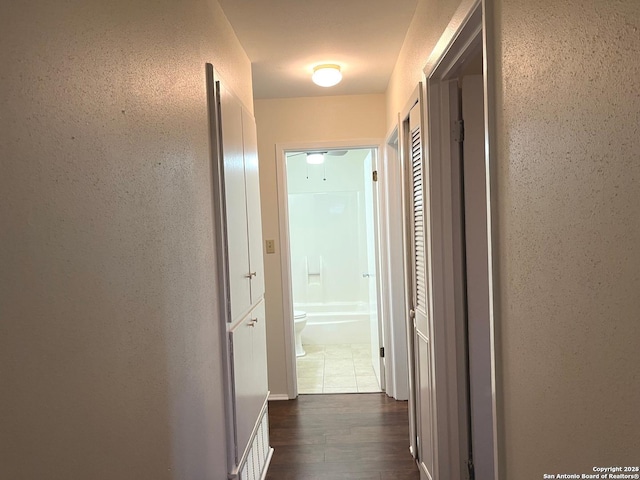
(364, 150, 384, 389)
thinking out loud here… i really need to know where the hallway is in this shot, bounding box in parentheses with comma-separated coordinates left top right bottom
(266, 394, 419, 480)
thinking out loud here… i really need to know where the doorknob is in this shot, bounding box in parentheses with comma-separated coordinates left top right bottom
(409, 309, 415, 319)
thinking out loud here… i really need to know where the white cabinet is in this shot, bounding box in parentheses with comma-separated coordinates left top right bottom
(242, 108, 265, 304)
(219, 83, 265, 323)
(207, 64, 272, 480)
(229, 300, 269, 457)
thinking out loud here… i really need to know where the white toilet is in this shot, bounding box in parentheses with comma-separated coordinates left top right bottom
(293, 310, 307, 357)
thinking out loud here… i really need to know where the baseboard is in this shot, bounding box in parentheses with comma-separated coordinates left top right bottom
(268, 393, 290, 401)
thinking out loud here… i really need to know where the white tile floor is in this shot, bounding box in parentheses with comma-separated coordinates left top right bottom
(296, 344, 382, 394)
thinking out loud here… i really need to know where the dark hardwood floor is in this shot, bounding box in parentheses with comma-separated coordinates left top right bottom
(266, 393, 420, 480)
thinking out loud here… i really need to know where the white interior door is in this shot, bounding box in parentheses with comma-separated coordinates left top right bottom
(363, 150, 383, 387)
(408, 100, 435, 480)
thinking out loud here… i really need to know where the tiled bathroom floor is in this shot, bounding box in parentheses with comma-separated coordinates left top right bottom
(296, 344, 382, 394)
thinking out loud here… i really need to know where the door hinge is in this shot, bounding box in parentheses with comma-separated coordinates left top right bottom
(453, 119, 464, 143)
(467, 458, 475, 480)
(379, 347, 385, 358)
(372, 170, 378, 182)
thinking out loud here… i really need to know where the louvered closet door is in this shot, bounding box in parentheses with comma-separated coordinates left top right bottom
(408, 103, 435, 480)
(411, 109, 428, 331)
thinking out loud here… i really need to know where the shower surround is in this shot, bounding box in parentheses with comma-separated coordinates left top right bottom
(287, 150, 374, 346)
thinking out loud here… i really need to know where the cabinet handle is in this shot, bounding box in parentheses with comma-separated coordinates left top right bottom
(245, 271, 257, 278)
(248, 318, 258, 327)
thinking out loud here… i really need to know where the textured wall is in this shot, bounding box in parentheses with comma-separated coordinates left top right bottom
(386, 0, 640, 475)
(254, 94, 386, 396)
(0, 0, 251, 478)
(493, 0, 640, 476)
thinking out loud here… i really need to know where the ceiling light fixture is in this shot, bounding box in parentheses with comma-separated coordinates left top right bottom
(306, 152, 325, 165)
(312, 64, 342, 87)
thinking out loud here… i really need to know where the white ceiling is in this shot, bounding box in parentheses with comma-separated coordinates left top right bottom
(218, 0, 418, 99)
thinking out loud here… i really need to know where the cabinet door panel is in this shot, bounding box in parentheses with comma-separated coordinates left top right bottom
(229, 300, 269, 462)
(220, 84, 251, 321)
(242, 109, 265, 302)
(230, 315, 255, 461)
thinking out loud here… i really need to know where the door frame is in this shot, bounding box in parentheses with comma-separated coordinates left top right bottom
(420, 0, 499, 478)
(275, 139, 387, 399)
(382, 125, 410, 401)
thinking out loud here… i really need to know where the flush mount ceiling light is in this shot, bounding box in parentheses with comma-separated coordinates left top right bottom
(312, 64, 342, 87)
(306, 152, 325, 164)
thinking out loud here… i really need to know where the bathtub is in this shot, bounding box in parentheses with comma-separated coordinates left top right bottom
(296, 302, 372, 345)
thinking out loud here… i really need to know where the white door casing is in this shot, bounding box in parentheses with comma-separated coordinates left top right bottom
(462, 73, 495, 480)
(363, 150, 384, 388)
(419, 1, 499, 478)
(381, 129, 410, 401)
(274, 140, 387, 400)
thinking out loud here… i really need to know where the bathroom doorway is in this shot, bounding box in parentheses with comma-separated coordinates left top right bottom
(282, 146, 384, 394)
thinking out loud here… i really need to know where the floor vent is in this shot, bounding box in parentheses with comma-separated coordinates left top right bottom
(237, 409, 273, 480)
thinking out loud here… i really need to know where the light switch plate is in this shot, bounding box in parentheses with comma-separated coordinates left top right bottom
(265, 239, 275, 254)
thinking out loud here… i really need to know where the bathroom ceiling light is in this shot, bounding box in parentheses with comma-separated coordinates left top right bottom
(306, 152, 325, 165)
(312, 64, 342, 87)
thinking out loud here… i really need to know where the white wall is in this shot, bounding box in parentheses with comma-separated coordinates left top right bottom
(0, 0, 252, 478)
(287, 151, 369, 308)
(387, 0, 640, 476)
(254, 94, 386, 396)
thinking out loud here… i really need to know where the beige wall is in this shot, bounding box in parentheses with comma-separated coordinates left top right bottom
(0, 0, 251, 478)
(2, 0, 638, 477)
(387, 0, 640, 476)
(386, 0, 463, 128)
(254, 94, 386, 396)
(493, 0, 640, 476)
